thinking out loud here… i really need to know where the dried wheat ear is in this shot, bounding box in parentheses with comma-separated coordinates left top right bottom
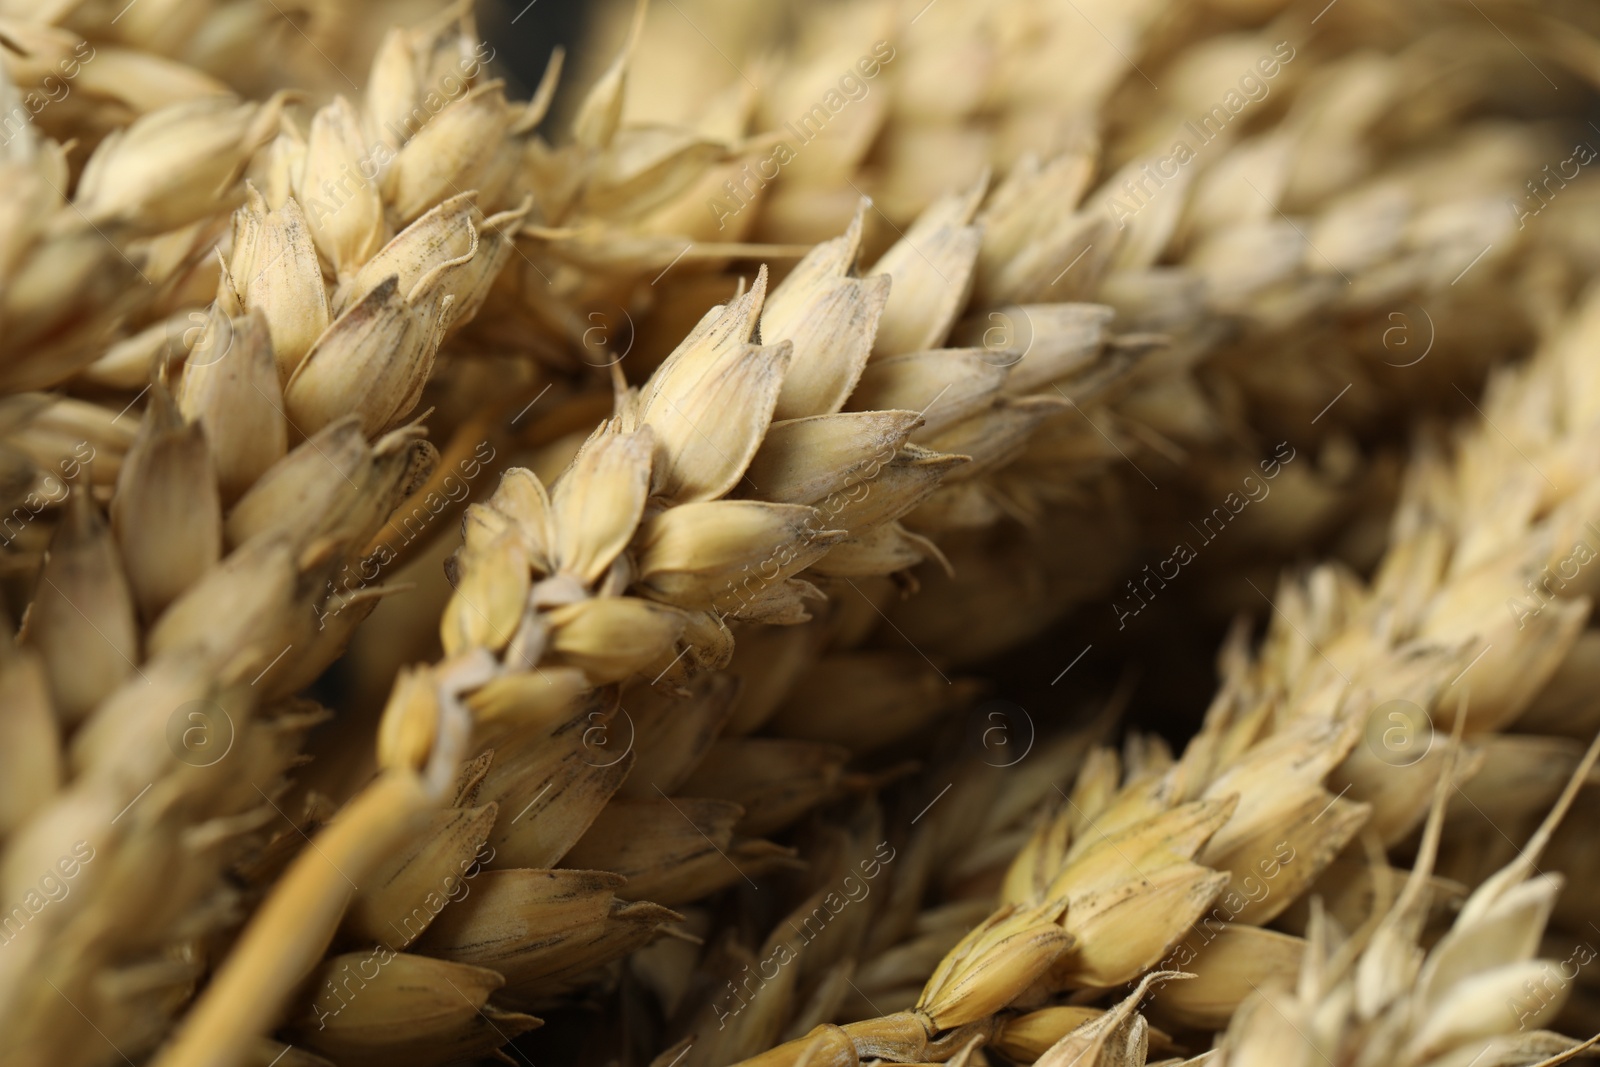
(2, 1, 1599, 1067)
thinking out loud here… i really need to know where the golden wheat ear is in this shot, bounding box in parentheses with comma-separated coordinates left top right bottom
(6, 0, 1600, 1064)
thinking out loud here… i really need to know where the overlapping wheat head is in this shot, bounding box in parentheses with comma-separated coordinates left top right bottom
(644, 271, 1600, 1067)
(0, 2, 1177, 1060)
(0, 4, 1141, 1064)
(4, 0, 1600, 1066)
(143, 163, 1153, 1066)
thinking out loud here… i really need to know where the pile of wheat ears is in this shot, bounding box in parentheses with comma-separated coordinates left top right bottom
(3, 0, 1600, 1064)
